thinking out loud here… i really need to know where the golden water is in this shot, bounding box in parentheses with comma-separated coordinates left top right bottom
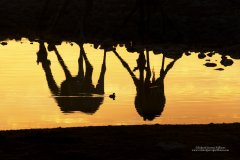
(0, 40, 240, 130)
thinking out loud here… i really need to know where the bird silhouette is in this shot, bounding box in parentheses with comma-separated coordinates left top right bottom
(109, 93, 116, 100)
(220, 56, 234, 67)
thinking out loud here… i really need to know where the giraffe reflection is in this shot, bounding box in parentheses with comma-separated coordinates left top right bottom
(37, 42, 106, 114)
(114, 49, 181, 120)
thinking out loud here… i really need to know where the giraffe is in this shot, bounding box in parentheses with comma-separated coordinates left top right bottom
(113, 47, 181, 120)
(37, 41, 106, 114)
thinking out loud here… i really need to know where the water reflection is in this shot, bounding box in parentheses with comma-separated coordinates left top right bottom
(1, 40, 240, 129)
(37, 42, 106, 114)
(113, 48, 181, 120)
(196, 52, 235, 71)
(36, 41, 238, 121)
(37, 41, 184, 120)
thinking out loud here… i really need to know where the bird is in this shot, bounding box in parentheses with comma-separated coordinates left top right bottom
(220, 56, 234, 67)
(109, 93, 116, 100)
(198, 53, 206, 59)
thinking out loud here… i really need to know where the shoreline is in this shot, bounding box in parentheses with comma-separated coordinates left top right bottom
(0, 122, 239, 132)
(1, 123, 239, 159)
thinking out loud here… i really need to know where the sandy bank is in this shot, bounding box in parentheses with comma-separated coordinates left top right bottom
(0, 123, 239, 160)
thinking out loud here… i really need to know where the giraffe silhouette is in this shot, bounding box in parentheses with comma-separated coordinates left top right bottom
(37, 41, 106, 114)
(113, 48, 181, 120)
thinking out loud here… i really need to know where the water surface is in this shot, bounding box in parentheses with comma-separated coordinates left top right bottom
(0, 40, 240, 130)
